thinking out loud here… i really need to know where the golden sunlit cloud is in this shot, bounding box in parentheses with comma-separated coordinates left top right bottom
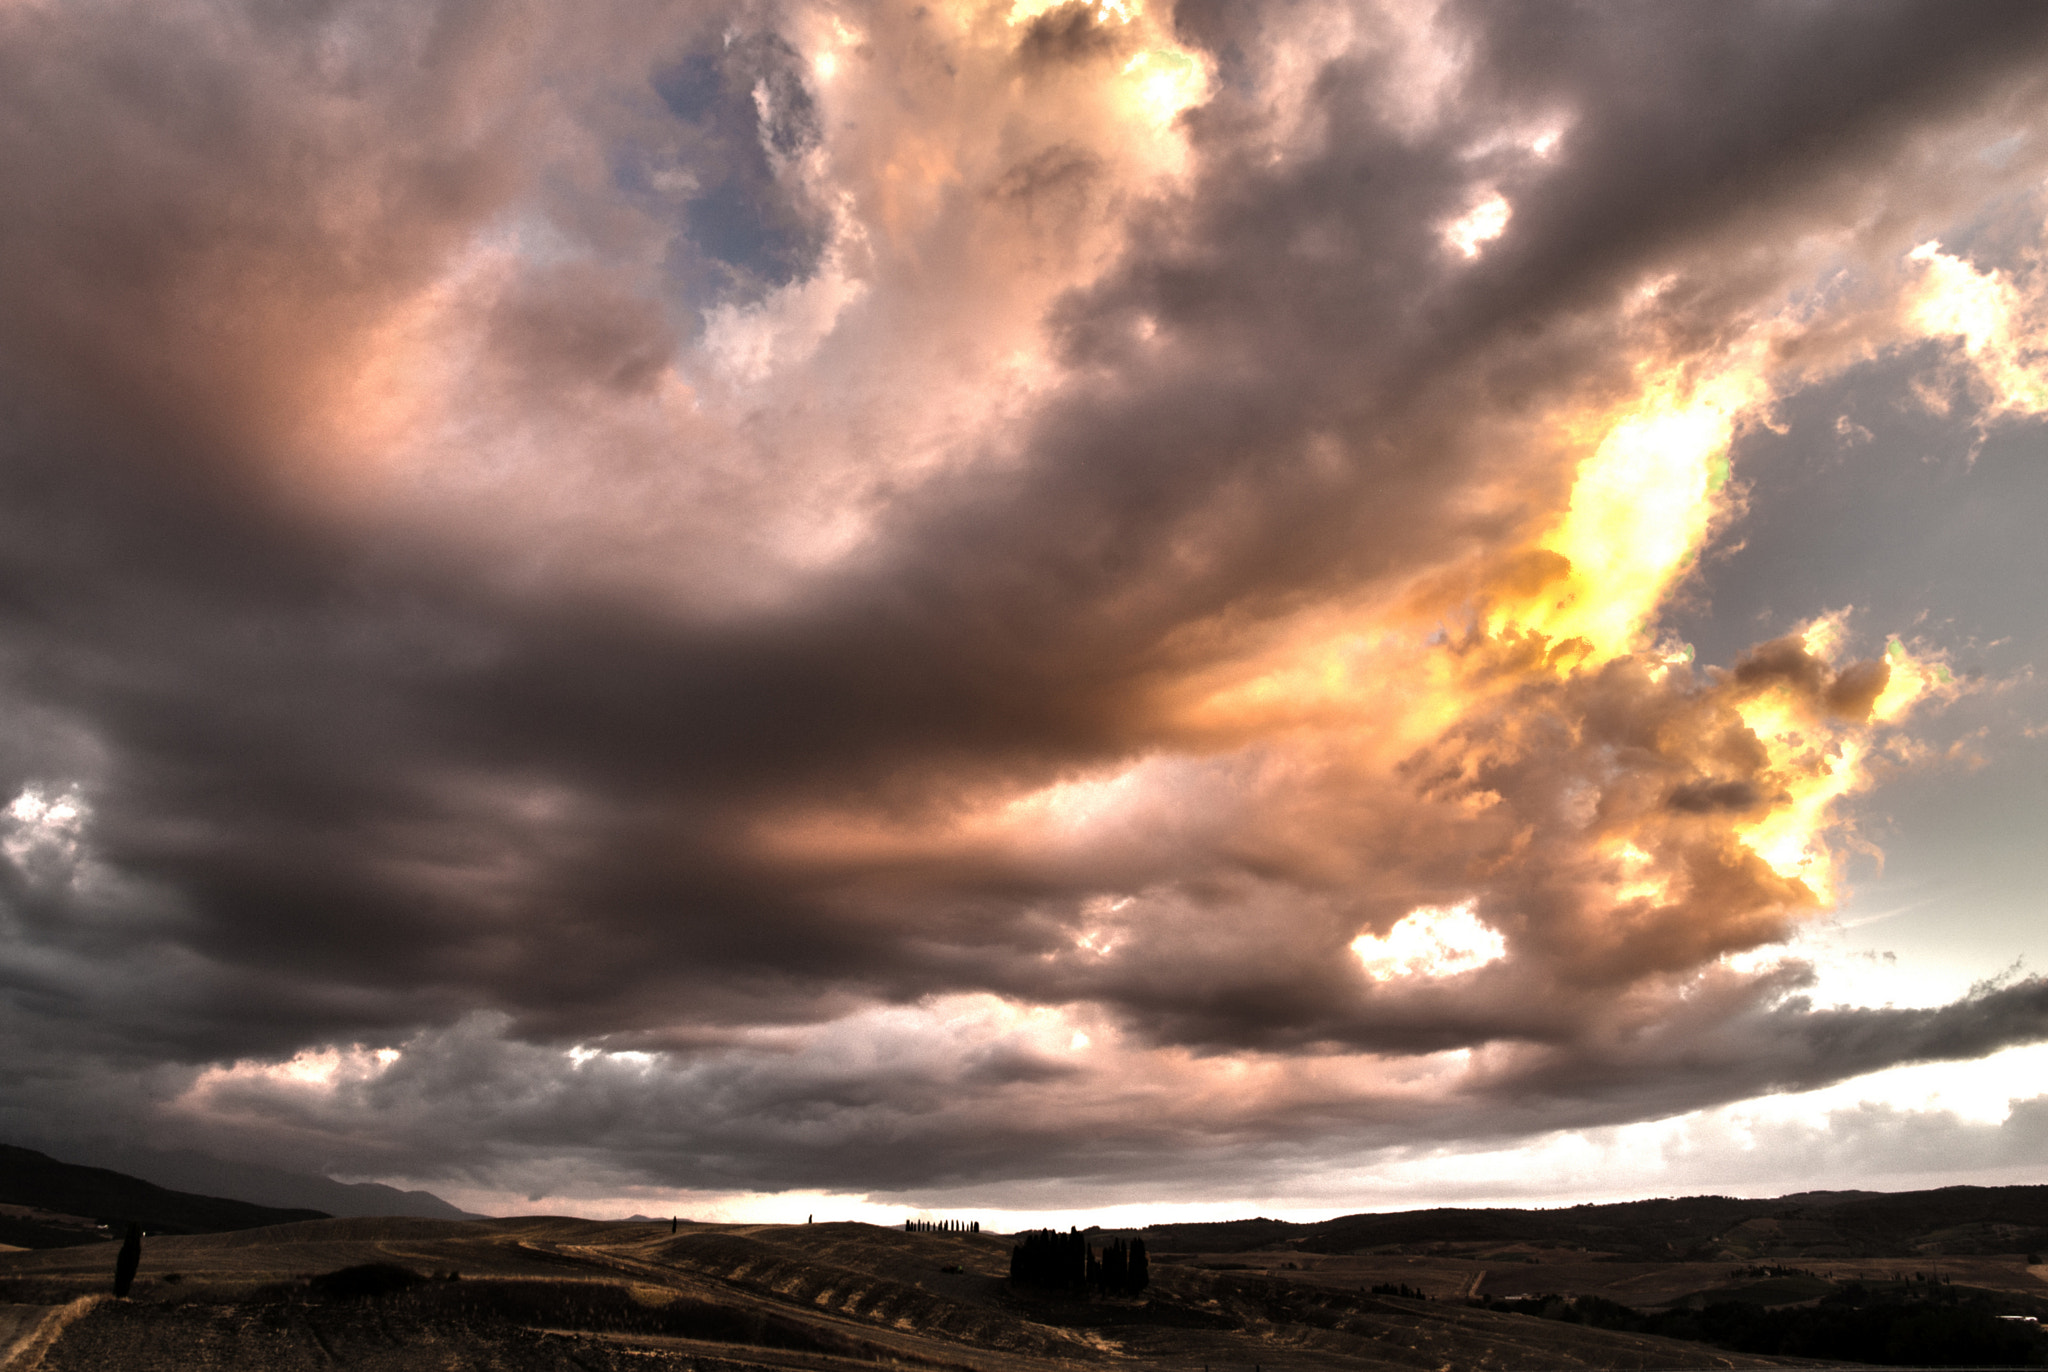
(1905, 241, 2048, 418)
(176, 1044, 403, 1112)
(1007, 0, 1134, 24)
(1514, 366, 1751, 658)
(950, 225, 2028, 993)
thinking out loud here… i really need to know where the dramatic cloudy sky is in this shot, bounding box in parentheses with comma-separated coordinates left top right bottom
(5, 0, 2048, 1224)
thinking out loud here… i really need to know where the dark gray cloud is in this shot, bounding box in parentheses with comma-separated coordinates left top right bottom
(3, 0, 2048, 1206)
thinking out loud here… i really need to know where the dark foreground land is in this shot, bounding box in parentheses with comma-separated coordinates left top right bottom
(3, 1213, 2047, 1372)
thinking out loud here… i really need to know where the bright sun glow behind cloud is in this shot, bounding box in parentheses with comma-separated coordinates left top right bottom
(1444, 191, 1511, 258)
(1351, 902, 1507, 981)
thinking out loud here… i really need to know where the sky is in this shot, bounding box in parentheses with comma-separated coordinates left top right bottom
(2, 0, 2048, 1229)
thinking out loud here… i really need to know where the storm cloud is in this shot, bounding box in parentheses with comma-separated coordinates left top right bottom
(4, 0, 2048, 1210)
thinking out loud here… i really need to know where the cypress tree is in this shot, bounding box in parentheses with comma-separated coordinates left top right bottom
(113, 1223, 141, 1297)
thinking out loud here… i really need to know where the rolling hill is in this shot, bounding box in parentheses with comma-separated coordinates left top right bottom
(0, 1144, 328, 1248)
(1135, 1185, 2048, 1262)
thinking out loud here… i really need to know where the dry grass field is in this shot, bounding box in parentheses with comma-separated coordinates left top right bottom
(1160, 1248, 2048, 1308)
(0, 1216, 1938, 1371)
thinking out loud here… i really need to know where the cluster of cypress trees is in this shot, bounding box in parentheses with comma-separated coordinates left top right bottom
(1008, 1228, 1148, 1296)
(1369, 1281, 1429, 1300)
(1094, 1237, 1148, 1296)
(904, 1218, 978, 1233)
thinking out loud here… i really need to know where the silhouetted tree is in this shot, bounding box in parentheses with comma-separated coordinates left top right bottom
(1095, 1238, 1148, 1296)
(112, 1223, 141, 1297)
(1010, 1229, 1088, 1289)
(1009, 1231, 1147, 1296)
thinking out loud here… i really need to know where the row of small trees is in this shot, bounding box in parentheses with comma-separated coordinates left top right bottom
(905, 1218, 978, 1233)
(1008, 1228, 1149, 1296)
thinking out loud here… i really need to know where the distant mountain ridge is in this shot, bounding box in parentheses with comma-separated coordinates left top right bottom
(54, 1143, 479, 1221)
(0, 1142, 481, 1249)
(0, 1143, 328, 1247)
(1136, 1186, 2048, 1262)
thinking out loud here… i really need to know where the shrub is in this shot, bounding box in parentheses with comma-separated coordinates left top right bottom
(308, 1263, 428, 1299)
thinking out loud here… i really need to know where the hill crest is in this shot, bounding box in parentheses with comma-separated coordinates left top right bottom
(1134, 1184, 2048, 1262)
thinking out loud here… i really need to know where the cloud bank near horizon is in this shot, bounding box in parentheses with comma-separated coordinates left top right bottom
(4, 0, 2048, 1207)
